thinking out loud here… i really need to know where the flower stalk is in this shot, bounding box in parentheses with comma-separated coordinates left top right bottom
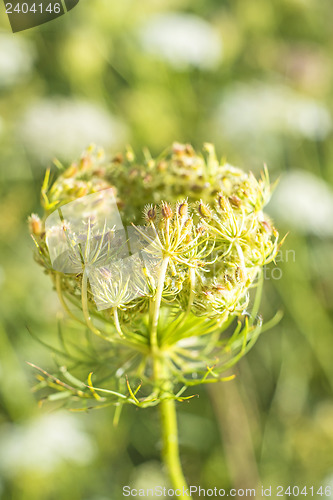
(150, 256, 169, 351)
(160, 397, 191, 499)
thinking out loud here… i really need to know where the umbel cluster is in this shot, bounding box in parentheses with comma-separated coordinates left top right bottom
(28, 143, 283, 407)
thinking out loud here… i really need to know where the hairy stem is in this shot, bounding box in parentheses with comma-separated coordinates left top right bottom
(149, 253, 191, 498)
(160, 397, 192, 500)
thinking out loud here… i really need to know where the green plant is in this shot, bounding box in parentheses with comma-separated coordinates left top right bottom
(29, 143, 283, 499)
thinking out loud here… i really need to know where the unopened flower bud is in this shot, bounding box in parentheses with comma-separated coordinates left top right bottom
(144, 204, 157, 222)
(161, 202, 173, 219)
(218, 195, 229, 212)
(79, 155, 93, 170)
(260, 219, 272, 234)
(63, 164, 78, 178)
(229, 195, 241, 208)
(178, 201, 188, 219)
(28, 214, 42, 236)
(235, 266, 246, 283)
(75, 183, 88, 197)
(198, 201, 212, 219)
(184, 218, 193, 230)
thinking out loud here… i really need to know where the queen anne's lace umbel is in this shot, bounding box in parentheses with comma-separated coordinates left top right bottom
(28, 143, 284, 407)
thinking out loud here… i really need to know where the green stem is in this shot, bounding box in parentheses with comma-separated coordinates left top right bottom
(113, 306, 124, 338)
(150, 256, 169, 350)
(160, 397, 192, 500)
(149, 255, 191, 498)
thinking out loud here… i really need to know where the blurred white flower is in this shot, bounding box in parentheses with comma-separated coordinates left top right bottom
(217, 83, 332, 142)
(130, 461, 169, 493)
(19, 98, 126, 164)
(0, 32, 34, 87)
(0, 412, 96, 476)
(139, 13, 222, 70)
(268, 170, 333, 237)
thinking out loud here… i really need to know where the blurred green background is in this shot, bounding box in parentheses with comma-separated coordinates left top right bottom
(1, 0, 333, 498)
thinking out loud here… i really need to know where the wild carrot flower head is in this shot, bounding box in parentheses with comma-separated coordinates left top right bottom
(29, 143, 283, 408)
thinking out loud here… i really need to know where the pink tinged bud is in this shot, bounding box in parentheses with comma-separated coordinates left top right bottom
(229, 195, 242, 208)
(161, 202, 173, 219)
(146, 205, 157, 222)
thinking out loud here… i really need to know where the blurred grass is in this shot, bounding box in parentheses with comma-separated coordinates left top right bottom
(1, 0, 333, 498)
